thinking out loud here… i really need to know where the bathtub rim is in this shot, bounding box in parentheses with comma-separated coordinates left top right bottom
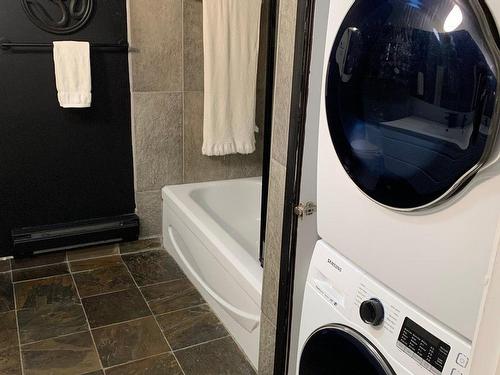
(161, 177, 263, 306)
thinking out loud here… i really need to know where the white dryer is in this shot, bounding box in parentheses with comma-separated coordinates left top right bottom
(317, 0, 500, 340)
(297, 241, 472, 375)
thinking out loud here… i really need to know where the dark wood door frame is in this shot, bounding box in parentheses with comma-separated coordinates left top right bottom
(273, 0, 316, 373)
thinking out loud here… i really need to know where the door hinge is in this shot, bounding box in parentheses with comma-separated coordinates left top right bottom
(294, 201, 317, 219)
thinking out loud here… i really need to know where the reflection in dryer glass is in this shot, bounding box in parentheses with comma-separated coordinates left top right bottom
(326, 0, 498, 209)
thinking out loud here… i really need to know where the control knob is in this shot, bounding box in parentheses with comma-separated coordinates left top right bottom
(360, 298, 384, 326)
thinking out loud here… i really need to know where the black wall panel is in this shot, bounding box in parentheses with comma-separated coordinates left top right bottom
(0, 1, 135, 255)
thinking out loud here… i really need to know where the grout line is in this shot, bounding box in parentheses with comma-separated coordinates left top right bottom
(11, 270, 25, 375)
(11, 260, 68, 272)
(182, 86, 185, 183)
(181, 0, 185, 184)
(138, 276, 187, 289)
(70, 265, 121, 276)
(121, 253, 186, 375)
(172, 334, 230, 353)
(89, 314, 153, 331)
(19, 329, 91, 347)
(102, 350, 172, 371)
(70, 262, 125, 275)
(120, 247, 164, 257)
(136, 235, 162, 241)
(67, 251, 105, 373)
(66, 242, 160, 269)
(12, 270, 71, 285)
(76, 287, 133, 301)
(154, 302, 208, 318)
(67, 253, 122, 266)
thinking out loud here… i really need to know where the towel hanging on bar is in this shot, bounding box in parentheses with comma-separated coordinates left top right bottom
(202, 0, 263, 156)
(53, 41, 92, 108)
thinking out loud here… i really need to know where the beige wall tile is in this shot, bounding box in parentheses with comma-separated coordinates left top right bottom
(183, 91, 231, 183)
(184, 0, 204, 92)
(262, 158, 286, 323)
(183, 91, 264, 183)
(258, 313, 276, 375)
(129, 0, 183, 92)
(225, 133, 264, 180)
(262, 242, 280, 325)
(133, 92, 183, 192)
(130, 0, 268, 238)
(136, 190, 162, 237)
(270, 0, 298, 166)
(265, 159, 286, 261)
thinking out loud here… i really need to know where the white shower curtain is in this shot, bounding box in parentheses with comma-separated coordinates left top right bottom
(202, 0, 262, 156)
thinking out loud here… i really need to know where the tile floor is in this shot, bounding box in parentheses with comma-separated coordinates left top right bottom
(0, 239, 256, 375)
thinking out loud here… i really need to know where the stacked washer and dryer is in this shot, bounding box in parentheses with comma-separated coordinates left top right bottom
(297, 0, 500, 374)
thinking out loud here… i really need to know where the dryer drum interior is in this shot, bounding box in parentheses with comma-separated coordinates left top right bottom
(326, 0, 500, 210)
(299, 324, 395, 375)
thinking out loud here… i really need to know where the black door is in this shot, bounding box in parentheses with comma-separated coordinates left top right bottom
(326, 0, 499, 210)
(299, 325, 395, 375)
(0, 1, 136, 255)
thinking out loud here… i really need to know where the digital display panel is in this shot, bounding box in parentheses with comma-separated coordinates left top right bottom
(397, 318, 450, 373)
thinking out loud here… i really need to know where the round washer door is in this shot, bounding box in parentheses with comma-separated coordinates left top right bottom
(299, 325, 395, 375)
(326, 0, 499, 210)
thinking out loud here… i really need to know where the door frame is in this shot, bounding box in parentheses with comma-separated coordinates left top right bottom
(273, 0, 317, 373)
(260, 0, 280, 266)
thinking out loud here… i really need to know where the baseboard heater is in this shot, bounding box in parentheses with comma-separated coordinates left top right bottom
(11, 213, 140, 256)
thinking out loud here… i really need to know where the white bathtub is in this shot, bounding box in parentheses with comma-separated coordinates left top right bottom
(162, 177, 263, 368)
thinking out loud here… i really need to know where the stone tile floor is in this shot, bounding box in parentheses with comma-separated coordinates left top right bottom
(0, 239, 256, 375)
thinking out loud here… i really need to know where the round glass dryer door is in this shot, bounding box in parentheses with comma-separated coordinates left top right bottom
(299, 325, 395, 375)
(326, 0, 499, 210)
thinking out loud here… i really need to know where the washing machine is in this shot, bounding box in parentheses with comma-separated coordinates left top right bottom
(317, 0, 500, 341)
(297, 240, 471, 375)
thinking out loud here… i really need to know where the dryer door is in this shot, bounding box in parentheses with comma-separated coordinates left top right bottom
(299, 325, 395, 375)
(326, 0, 499, 210)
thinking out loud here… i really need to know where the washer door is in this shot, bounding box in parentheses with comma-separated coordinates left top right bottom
(326, 0, 499, 210)
(299, 325, 395, 375)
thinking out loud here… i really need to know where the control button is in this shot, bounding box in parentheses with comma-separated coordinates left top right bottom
(359, 298, 384, 326)
(456, 353, 468, 368)
(451, 369, 463, 375)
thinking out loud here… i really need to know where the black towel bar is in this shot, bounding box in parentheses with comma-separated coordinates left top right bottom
(0, 40, 129, 51)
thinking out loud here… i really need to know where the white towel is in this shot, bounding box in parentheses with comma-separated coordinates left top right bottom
(53, 41, 92, 108)
(202, 0, 262, 156)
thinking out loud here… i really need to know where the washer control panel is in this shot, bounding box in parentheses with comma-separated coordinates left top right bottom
(309, 241, 472, 375)
(397, 317, 450, 374)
